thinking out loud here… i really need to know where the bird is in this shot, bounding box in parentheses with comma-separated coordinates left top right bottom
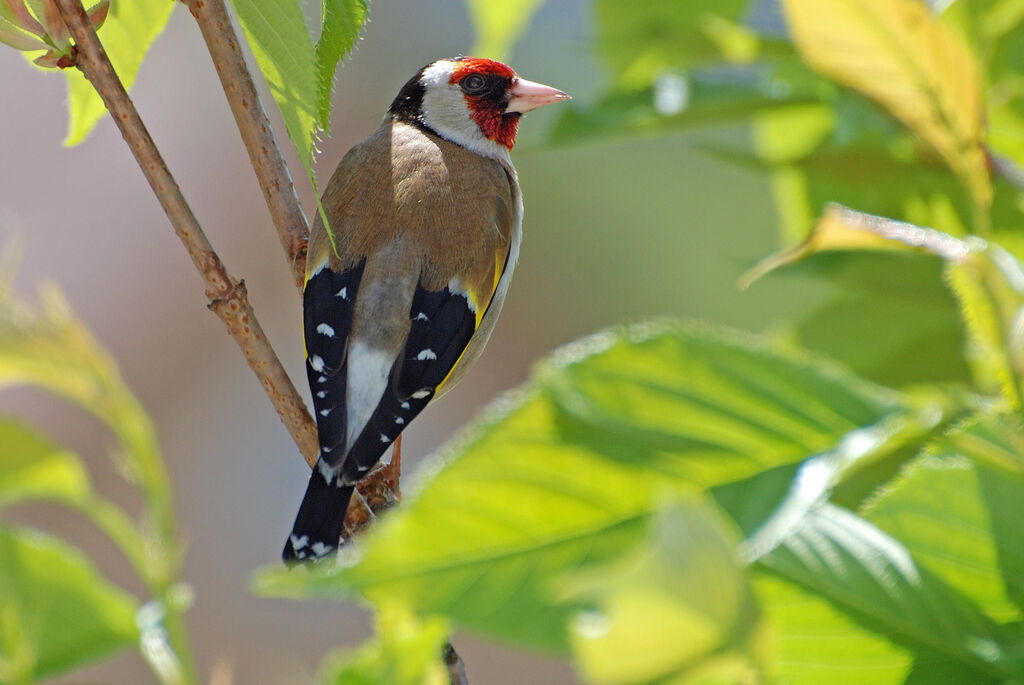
(283, 57, 569, 562)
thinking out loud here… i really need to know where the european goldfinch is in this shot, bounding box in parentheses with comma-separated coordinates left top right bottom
(284, 57, 569, 562)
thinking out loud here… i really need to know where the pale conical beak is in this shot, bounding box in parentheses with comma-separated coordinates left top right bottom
(505, 78, 571, 114)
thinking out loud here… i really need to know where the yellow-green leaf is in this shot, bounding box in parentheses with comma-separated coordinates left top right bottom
(63, 0, 175, 145)
(567, 501, 759, 685)
(781, 0, 991, 207)
(320, 605, 450, 685)
(466, 0, 548, 60)
(740, 203, 978, 290)
(0, 417, 90, 507)
(0, 527, 138, 682)
(314, 0, 368, 131)
(229, 0, 318, 178)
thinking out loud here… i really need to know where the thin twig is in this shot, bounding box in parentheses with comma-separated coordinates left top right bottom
(443, 641, 469, 685)
(181, 0, 310, 292)
(53, 0, 319, 468)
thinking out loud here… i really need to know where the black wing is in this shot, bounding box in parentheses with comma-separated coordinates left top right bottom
(337, 282, 478, 484)
(303, 261, 365, 467)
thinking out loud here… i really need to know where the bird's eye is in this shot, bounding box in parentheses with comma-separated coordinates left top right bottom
(460, 74, 488, 95)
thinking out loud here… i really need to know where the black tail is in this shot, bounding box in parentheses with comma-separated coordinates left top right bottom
(282, 463, 354, 564)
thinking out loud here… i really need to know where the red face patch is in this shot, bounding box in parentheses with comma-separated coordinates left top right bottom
(449, 58, 520, 150)
(448, 58, 516, 84)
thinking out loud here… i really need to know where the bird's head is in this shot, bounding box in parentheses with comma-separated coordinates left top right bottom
(389, 57, 569, 159)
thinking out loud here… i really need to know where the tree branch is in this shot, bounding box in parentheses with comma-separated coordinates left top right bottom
(53, 0, 319, 468)
(181, 0, 310, 292)
(443, 641, 469, 685)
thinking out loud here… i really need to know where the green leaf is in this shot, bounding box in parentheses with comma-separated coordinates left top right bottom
(781, 252, 973, 387)
(546, 71, 816, 147)
(741, 203, 979, 290)
(781, 0, 991, 207)
(566, 500, 760, 685)
(754, 574, 913, 684)
(0, 417, 90, 506)
(0, 527, 138, 683)
(257, 322, 917, 651)
(465, 0, 549, 61)
(864, 412, 1024, 620)
(595, 0, 752, 87)
(758, 504, 1020, 680)
(314, 0, 367, 131)
(63, 0, 175, 145)
(229, 0, 319, 178)
(0, 285, 175, 552)
(320, 605, 449, 685)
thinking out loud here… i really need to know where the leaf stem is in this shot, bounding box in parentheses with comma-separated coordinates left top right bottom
(181, 0, 310, 292)
(51, 0, 319, 468)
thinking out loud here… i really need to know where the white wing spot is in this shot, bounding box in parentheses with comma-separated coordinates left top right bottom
(395, 417, 405, 425)
(290, 534, 309, 551)
(380, 433, 390, 443)
(321, 445, 332, 453)
(336, 287, 348, 299)
(415, 312, 429, 321)
(310, 355, 325, 372)
(412, 389, 431, 399)
(316, 391, 327, 398)
(357, 464, 370, 472)
(417, 349, 437, 361)
(320, 408, 332, 417)
(317, 323, 335, 337)
(311, 542, 333, 558)
(317, 375, 328, 384)
(317, 459, 337, 486)
(401, 401, 410, 410)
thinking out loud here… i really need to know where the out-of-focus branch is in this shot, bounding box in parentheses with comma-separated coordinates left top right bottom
(181, 0, 310, 292)
(443, 642, 469, 685)
(53, 0, 319, 468)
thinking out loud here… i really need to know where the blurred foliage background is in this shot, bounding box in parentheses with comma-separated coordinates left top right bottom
(4, 0, 1024, 682)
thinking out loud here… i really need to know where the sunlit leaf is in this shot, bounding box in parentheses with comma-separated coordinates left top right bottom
(465, 0, 548, 60)
(740, 203, 978, 290)
(867, 411, 1024, 618)
(758, 504, 1018, 679)
(229, 0, 318, 179)
(864, 453, 1021, 624)
(0, 417, 89, 506)
(781, 0, 991, 207)
(257, 322, 918, 651)
(320, 605, 449, 685)
(314, 0, 367, 131)
(567, 501, 760, 685)
(0, 527, 138, 682)
(63, 0, 175, 145)
(754, 574, 913, 684)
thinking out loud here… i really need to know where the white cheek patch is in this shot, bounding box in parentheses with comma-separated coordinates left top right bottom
(418, 61, 512, 163)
